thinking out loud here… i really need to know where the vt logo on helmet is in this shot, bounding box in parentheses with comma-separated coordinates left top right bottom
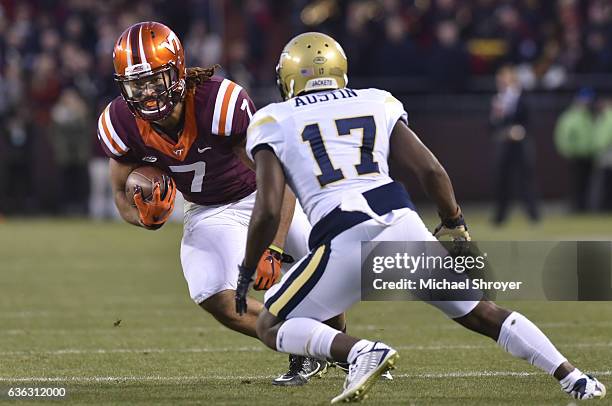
(113, 21, 186, 121)
(276, 32, 348, 100)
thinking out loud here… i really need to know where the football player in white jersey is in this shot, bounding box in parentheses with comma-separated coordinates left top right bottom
(235, 33, 606, 403)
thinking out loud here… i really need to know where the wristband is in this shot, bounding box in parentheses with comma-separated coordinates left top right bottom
(268, 244, 284, 254)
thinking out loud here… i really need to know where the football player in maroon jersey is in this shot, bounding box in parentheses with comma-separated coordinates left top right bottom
(98, 21, 334, 384)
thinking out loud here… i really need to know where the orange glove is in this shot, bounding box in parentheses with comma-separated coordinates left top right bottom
(253, 245, 294, 290)
(133, 175, 176, 229)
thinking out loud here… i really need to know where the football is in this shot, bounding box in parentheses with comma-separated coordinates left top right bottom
(125, 166, 170, 207)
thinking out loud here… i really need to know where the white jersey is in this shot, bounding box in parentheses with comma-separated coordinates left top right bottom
(246, 88, 408, 225)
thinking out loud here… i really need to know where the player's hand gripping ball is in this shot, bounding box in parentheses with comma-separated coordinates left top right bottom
(253, 246, 295, 290)
(125, 166, 176, 230)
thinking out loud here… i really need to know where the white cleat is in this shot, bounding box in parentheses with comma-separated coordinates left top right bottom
(563, 374, 607, 400)
(333, 362, 393, 380)
(331, 342, 399, 404)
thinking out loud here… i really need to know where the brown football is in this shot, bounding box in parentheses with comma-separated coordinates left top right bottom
(125, 166, 169, 207)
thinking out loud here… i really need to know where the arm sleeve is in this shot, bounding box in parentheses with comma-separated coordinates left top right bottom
(96, 102, 136, 164)
(246, 110, 284, 162)
(210, 79, 257, 144)
(228, 88, 257, 142)
(384, 93, 409, 133)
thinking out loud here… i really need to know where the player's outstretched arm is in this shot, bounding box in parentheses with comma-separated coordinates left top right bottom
(236, 149, 287, 314)
(234, 139, 295, 290)
(109, 158, 146, 228)
(243, 149, 287, 269)
(388, 120, 459, 220)
(233, 139, 295, 250)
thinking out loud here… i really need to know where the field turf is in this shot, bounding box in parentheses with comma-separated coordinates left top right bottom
(1, 211, 611, 405)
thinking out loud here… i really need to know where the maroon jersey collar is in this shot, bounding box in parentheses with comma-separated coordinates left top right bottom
(135, 90, 197, 161)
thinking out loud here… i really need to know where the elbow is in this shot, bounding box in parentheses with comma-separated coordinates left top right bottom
(260, 208, 280, 225)
(421, 163, 451, 188)
(254, 203, 281, 227)
(423, 163, 446, 181)
(253, 184, 284, 226)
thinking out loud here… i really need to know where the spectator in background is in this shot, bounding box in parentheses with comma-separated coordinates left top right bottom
(431, 0, 459, 22)
(590, 98, 612, 211)
(184, 19, 222, 69)
(428, 19, 469, 91)
(489, 65, 540, 225)
(50, 88, 91, 215)
(60, 42, 97, 103)
(243, 0, 275, 82)
(89, 50, 118, 220)
(0, 105, 35, 214)
(593, 99, 612, 156)
(224, 40, 254, 92)
(29, 53, 61, 129)
(557, 28, 583, 73)
(375, 15, 420, 77)
(89, 138, 117, 220)
(554, 88, 597, 212)
(467, 0, 500, 40)
(28, 52, 62, 212)
(2, 60, 25, 118)
(341, 1, 380, 77)
(64, 14, 88, 48)
(580, 30, 612, 73)
(496, 4, 538, 65)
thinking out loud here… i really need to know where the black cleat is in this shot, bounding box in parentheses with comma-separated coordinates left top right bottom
(272, 355, 328, 386)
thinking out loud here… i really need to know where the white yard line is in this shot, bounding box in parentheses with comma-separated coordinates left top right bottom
(0, 310, 191, 318)
(0, 376, 269, 383)
(2, 342, 611, 357)
(0, 346, 265, 356)
(1, 326, 231, 335)
(396, 370, 612, 379)
(0, 371, 611, 383)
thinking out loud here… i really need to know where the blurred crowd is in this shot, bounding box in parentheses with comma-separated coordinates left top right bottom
(295, 0, 612, 90)
(0, 0, 611, 216)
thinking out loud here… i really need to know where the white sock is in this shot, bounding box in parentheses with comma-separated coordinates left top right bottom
(559, 368, 583, 391)
(347, 339, 374, 364)
(497, 312, 567, 375)
(276, 318, 340, 360)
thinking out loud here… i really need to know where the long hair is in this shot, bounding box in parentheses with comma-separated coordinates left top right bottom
(185, 65, 220, 90)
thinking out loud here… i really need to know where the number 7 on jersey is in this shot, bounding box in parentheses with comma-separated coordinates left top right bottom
(168, 161, 206, 193)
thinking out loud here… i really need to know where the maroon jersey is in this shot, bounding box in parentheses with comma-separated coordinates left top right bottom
(97, 77, 256, 205)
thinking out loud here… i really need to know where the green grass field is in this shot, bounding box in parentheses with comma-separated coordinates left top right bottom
(1, 211, 611, 405)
